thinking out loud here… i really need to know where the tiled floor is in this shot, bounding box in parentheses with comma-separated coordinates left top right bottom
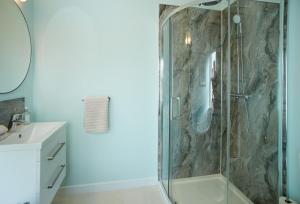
(52, 185, 167, 204)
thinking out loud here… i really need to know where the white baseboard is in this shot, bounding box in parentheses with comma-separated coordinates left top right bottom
(57, 177, 158, 195)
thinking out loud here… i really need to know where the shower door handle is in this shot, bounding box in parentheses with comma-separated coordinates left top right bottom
(171, 96, 181, 120)
(177, 97, 181, 118)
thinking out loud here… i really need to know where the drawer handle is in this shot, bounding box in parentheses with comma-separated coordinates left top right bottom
(48, 142, 65, 161)
(48, 164, 65, 189)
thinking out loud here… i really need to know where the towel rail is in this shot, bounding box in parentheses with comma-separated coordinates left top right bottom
(81, 97, 111, 102)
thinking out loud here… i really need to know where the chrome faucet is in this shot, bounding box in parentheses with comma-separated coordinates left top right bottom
(9, 113, 26, 132)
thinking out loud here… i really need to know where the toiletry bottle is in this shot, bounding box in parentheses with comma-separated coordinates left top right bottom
(24, 107, 31, 124)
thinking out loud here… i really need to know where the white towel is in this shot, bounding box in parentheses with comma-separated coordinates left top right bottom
(84, 96, 109, 134)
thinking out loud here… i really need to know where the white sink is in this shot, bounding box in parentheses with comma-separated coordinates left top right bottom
(0, 122, 65, 150)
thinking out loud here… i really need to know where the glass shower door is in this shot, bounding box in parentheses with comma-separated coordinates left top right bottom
(226, 0, 286, 204)
(167, 5, 227, 204)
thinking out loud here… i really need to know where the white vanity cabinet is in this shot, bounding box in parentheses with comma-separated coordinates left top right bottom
(0, 122, 67, 204)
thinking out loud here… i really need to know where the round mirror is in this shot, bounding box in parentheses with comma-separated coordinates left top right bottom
(0, 0, 31, 93)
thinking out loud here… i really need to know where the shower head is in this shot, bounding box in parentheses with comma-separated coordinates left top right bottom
(199, 0, 222, 6)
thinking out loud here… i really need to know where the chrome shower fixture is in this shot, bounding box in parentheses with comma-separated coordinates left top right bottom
(199, 0, 222, 6)
(233, 14, 241, 24)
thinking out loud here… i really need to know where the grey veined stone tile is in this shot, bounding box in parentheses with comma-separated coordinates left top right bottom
(0, 98, 25, 128)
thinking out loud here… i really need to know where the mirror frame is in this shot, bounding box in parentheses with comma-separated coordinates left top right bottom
(0, 1, 32, 94)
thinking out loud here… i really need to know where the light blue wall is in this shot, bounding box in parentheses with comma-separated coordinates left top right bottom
(0, 1, 34, 111)
(287, 0, 300, 202)
(33, 0, 159, 186)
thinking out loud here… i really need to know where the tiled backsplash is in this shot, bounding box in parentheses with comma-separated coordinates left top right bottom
(0, 98, 25, 128)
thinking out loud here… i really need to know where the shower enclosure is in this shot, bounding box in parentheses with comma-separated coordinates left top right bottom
(159, 0, 288, 204)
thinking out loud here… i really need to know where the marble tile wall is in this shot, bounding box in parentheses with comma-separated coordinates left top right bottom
(0, 98, 25, 129)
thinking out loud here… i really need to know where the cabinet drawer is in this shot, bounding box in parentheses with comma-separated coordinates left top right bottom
(41, 145, 66, 187)
(40, 125, 66, 204)
(41, 127, 66, 160)
(40, 157, 66, 204)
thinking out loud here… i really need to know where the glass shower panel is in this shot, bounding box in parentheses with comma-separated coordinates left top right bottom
(225, 0, 285, 203)
(160, 19, 172, 194)
(167, 6, 226, 204)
